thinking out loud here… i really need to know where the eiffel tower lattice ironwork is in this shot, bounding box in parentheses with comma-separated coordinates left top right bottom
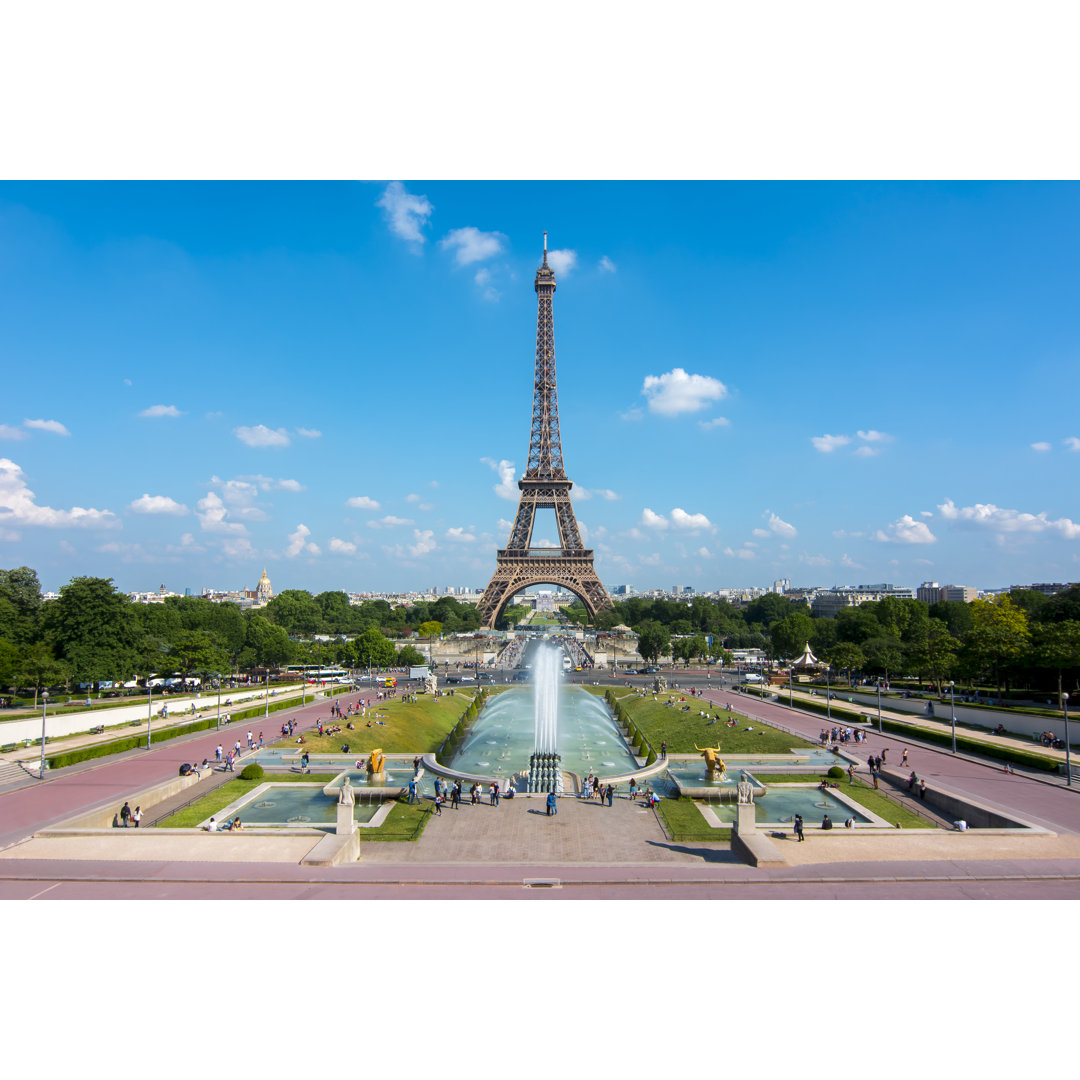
(477, 234, 614, 629)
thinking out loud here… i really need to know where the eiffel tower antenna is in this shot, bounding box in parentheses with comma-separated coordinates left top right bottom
(476, 236, 613, 628)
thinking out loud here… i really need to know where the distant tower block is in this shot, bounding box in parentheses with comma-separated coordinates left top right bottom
(477, 236, 613, 628)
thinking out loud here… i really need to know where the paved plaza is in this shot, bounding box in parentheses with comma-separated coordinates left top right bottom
(2, 680, 1080, 898)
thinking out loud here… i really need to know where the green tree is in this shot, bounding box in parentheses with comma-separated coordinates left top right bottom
(170, 629, 231, 679)
(0, 638, 19, 691)
(744, 593, 796, 631)
(768, 611, 815, 660)
(417, 620, 443, 639)
(265, 590, 323, 635)
(0, 566, 44, 645)
(352, 627, 395, 669)
(965, 596, 1030, 693)
(636, 622, 670, 665)
(825, 641, 866, 680)
(396, 644, 427, 667)
(1033, 621, 1080, 701)
(862, 635, 905, 681)
(906, 617, 957, 688)
(244, 615, 294, 669)
(45, 576, 142, 686)
(16, 641, 67, 706)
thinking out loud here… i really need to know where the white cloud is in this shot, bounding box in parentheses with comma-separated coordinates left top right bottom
(546, 249, 577, 275)
(0, 425, 27, 441)
(920, 510, 934, 518)
(766, 511, 797, 538)
(639, 552, 661, 565)
(481, 457, 517, 500)
(811, 433, 851, 453)
(122, 378, 132, 387)
(497, 518, 514, 534)
(404, 493, 435, 510)
(445, 527, 477, 543)
(854, 445, 879, 458)
(129, 494, 189, 516)
(329, 537, 357, 555)
(642, 368, 727, 417)
(640, 508, 668, 530)
(1031, 442, 1051, 452)
(696, 546, 711, 557)
(440, 227, 506, 266)
(275, 478, 305, 492)
(752, 528, 770, 538)
(409, 529, 436, 556)
(599, 255, 616, 273)
(699, 417, 730, 430)
(671, 508, 712, 531)
(722, 545, 756, 560)
(857, 430, 892, 443)
(841, 554, 865, 569)
(1064, 437, 1080, 451)
(938, 498, 1080, 539)
(235, 424, 290, 448)
(0, 526, 21, 540)
(221, 537, 256, 559)
(205, 476, 269, 521)
(801, 553, 831, 567)
(915, 557, 935, 566)
(195, 491, 247, 535)
(832, 529, 864, 538)
(368, 515, 414, 529)
(346, 495, 381, 510)
(619, 407, 644, 422)
(139, 404, 183, 418)
(24, 418, 70, 436)
(534, 537, 559, 548)
(286, 523, 320, 557)
(296, 427, 321, 439)
(874, 515, 937, 544)
(575, 487, 619, 502)
(377, 181, 433, 245)
(0, 458, 117, 528)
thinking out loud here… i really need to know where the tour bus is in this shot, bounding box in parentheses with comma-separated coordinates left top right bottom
(376, 676, 397, 688)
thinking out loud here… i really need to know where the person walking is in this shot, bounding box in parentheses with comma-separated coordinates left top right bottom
(132, 805, 142, 828)
(433, 794, 442, 816)
(794, 813, 804, 841)
(546, 790, 557, 817)
(847, 764, 855, 784)
(605, 784, 614, 807)
(216, 744, 223, 762)
(451, 782, 460, 810)
(408, 778, 417, 804)
(120, 802, 132, 828)
(919, 778, 927, 800)
(901, 747, 908, 767)
(225, 751, 235, 772)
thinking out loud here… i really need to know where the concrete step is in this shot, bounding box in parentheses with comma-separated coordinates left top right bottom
(0, 758, 33, 786)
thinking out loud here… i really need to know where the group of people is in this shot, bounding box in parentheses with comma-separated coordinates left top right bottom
(117, 801, 142, 827)
(819, 726, 867, 746)
(206, 816, 242, 832)
(580, 774, 615, 805)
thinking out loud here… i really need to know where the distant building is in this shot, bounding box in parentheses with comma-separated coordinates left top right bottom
(917, 581, 977, 604)
(255, 568, 273, 605)
(812, 584, 915, 618)
(773, 579, 790, 594)
(1012, 582, 1077, 597)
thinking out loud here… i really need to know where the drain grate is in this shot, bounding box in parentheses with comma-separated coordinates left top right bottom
(523, 878, 561, 888)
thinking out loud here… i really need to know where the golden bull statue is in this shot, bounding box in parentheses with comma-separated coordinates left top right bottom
(694, 743, 726, 774)
(367, 748, 385, 775)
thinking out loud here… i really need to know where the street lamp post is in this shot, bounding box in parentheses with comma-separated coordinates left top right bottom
(826, 665, 831, 722)
(147, 681, 153, 750)
(39, 691, 49, 779)
(950, 680, 956, 754)
(789, 668, 794, 708)
(264, 670, 270, 719)
(216, 678, 222, 729)
(1064, 692, 1072, 786)
(877, 681, 882, 733)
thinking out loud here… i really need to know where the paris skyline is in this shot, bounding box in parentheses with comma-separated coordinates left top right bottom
(3, 181, 1079, 595)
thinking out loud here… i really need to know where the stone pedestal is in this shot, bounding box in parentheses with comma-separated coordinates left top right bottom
(336, 801, 356, 836)
(736, 802, 757, 834)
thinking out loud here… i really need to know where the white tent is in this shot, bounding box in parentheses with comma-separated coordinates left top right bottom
(790, 642, 822, 668)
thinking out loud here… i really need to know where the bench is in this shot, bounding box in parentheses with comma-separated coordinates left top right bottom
(1, 743, 16, 753)
(90, 725, 105, 735)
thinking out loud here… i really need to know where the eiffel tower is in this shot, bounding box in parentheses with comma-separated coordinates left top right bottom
(477, 234, 613, 629)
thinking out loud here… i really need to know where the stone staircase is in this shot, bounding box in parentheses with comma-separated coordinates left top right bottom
(0, 757, 35, 787)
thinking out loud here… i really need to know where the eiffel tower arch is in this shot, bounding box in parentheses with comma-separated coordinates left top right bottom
(477, 235, 614, 629)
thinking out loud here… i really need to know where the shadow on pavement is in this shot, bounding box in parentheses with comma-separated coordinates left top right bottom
(645, 840, 742, 864)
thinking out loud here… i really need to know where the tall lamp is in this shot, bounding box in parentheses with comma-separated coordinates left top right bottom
(949, 680, 956, 754)
(39, 690, 49, 779)
(1064, 692, 1072, 787)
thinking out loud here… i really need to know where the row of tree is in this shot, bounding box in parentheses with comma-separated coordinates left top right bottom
(0, 569, 432, 700)
(571, 587, 1080, 695)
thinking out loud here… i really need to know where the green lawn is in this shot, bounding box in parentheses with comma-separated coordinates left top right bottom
(155, 772, 338, 828)
(617, 692, 818, 755)
(272, 691, 481, 755)
(358, 798, 433, 842)
(656, 797, 729, 842)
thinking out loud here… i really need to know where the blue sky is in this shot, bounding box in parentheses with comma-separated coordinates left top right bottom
(2, 181, 1079, 595)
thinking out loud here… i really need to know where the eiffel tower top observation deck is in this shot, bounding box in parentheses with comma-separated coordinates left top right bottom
(476, 235, 613, 627)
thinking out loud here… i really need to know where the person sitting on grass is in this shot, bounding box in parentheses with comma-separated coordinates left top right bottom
(207, 817, 218, 832)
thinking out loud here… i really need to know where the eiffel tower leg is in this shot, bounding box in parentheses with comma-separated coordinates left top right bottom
(478, 554, 613, 630)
